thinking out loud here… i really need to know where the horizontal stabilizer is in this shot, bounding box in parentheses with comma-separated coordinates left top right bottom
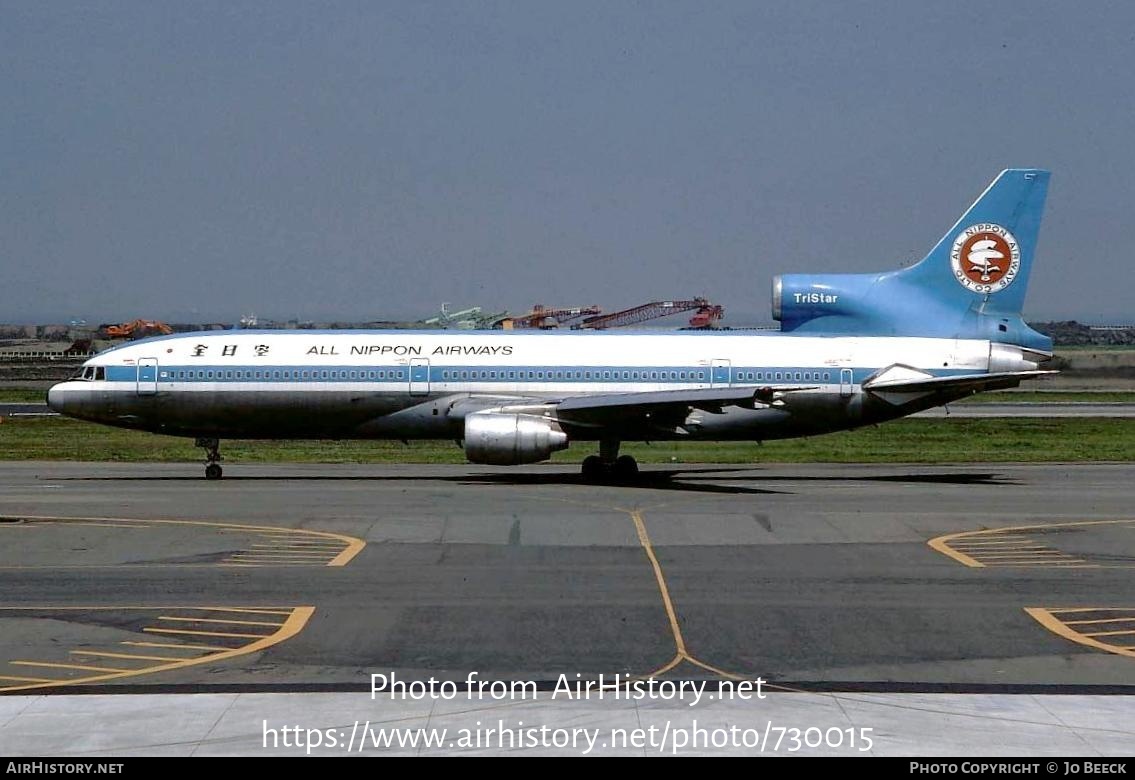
(863, 368, 1057, 394)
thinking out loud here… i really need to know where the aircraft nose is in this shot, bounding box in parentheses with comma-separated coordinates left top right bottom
(46, 384, 65, 412)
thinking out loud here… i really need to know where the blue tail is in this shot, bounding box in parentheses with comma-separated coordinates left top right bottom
(773, 169, 1052, 353)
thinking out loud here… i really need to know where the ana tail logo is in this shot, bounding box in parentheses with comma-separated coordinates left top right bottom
(950, 223, 1021, 294)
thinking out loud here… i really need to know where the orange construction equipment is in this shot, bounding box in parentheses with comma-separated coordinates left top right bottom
(98, 319, 174, 340)
(574, 298, 724, 329)
(503, 304, 602, 329)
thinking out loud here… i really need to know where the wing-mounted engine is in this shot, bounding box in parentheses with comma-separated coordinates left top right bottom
(464, 412, 569, 465)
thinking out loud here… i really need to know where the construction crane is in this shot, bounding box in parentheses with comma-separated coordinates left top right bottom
(502, 304, 602, 330)
(573, 298, 724, 330)
(98, 319, 174, 340)
(422, 303, 483, 329)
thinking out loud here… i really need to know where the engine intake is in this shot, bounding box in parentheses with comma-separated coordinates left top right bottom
(464, 413, 569, 465)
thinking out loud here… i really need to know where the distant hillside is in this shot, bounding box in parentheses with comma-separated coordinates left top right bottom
(1030, 321, 1135, 346)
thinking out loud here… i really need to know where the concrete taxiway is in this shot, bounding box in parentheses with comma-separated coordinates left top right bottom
(1, 461, 1133, 755)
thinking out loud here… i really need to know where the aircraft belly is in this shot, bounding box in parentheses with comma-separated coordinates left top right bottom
(76, 390, 422, 438)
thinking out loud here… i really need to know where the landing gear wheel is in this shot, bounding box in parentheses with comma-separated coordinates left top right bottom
(581, 455, 606, 480)
(196, 437, 223, 480)
(613, 455, 639, 480)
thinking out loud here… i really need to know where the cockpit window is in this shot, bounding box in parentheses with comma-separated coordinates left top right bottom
(71, 366, 105, 381)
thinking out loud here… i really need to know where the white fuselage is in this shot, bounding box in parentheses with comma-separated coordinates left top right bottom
(48, 329, 998, 444)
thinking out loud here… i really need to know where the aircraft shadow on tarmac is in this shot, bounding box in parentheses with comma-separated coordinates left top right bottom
(57, 468, 1016, 496)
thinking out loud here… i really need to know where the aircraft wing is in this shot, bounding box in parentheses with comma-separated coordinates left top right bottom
(546, 385, 812, 430)
(556, 386, 768, 413)
(444, 386, 809, 432)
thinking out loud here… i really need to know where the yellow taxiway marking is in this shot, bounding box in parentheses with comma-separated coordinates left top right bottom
(37, 522, 153, 529)
(143, 627, 269, 639)
(1026, 608, 1135, 659)
(156, 616, 285, 628)
(949, 539, 1038, 546)
(0, 675, 56, 683)
(70, 650, 201, 663)
(1083, 629, 1135, 638)
(207, 607, 294, 616)
(1033, 607, 1135, 614)
(530, 494, 774, 687)
(623, 507, 753, 683)
(5, 515, 365, 568)
(121, 641, 230, 652)
(0, 606, 314, 693)
(233, 551, 335, 557)
(1064, 617, 1135, 626)
(929, 519, 1133, 568)
(11, 661, 135, 673)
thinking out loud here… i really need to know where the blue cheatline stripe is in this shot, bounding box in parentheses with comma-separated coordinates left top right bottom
(102, 364, 980, 386)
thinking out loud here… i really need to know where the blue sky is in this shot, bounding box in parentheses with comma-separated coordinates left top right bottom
(3, 1, 1133, 324)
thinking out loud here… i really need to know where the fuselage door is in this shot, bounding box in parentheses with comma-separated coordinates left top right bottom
(710, 359, 731, 387)
(137, 358, 158, 396)
(409, 358, 430, 396)
(840, 368, 854, 398)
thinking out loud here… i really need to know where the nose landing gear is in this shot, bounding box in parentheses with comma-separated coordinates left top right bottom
(196, 438, 223, 480)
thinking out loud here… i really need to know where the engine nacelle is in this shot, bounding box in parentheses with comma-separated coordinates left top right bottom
(772, 274, 869, 330)
(464, 413, 569, 465)
(772, 272, 1052, 353)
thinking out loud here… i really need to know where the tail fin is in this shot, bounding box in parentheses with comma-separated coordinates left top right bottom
(773, 169, 1051, 352)
(900, 168, 1049, 317)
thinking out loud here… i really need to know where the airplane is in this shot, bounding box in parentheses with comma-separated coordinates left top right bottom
(48, 169, 1055, 480)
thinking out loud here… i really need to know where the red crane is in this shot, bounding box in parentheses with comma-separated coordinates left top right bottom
(573, 298, 724, 329)
(505, 304, 602, 329)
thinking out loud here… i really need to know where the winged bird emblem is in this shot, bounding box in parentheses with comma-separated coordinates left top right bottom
(967, 238, 1004, 282)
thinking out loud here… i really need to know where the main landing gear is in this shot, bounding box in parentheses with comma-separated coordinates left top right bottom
(196, 437, 223, 480)
(581, 440, 639, 481)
